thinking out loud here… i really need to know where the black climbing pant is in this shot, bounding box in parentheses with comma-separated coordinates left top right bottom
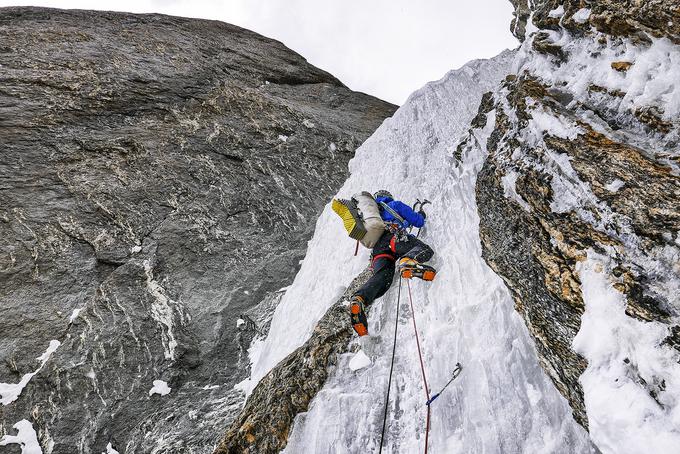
(354, 231, 434, 306)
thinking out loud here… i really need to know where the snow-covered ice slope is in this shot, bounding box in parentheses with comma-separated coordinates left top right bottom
(245, 49, 594, 453)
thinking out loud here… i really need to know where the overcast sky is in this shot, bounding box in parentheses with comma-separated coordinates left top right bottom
(0, 0, 518, 104)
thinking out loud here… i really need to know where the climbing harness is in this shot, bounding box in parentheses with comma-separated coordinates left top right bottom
(379, 278, 463, 454)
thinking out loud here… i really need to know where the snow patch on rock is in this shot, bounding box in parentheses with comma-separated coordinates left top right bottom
(149, 380, 171, 396)
(572, 8, 591, 24)
(0, 419, 42, 454)
(604, 179, 625, 192)
(102, 442, 120, 454)
(0, 340, 60, 405)
(574, 252, 680, 454)
(501, 170, 531, 211)
(69, 308, 82, 323)
(548, 5, 565, 19)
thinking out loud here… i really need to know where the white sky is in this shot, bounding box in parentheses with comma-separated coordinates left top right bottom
(0, 0, 518, 104)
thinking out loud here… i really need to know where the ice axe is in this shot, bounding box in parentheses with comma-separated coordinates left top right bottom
(411, 198, 431, 238)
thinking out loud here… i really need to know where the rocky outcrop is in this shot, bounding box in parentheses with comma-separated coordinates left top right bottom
(213, 269, 371, 454)
(474, 0, 680, 429)
(0, 7, 395, 453)
(509, 0, 680, 44)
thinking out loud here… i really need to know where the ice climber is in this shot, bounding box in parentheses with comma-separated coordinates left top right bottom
(349, 190, 435, 337)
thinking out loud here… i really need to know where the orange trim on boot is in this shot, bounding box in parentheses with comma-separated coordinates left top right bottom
(350, 296, 368, 336)
(423, 270, 436, 281)
(352, 323, 368, 336)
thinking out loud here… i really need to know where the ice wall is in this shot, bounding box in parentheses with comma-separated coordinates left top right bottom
(244, 49, 595, 453)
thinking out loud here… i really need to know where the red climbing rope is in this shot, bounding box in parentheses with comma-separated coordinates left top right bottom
(406, 279, 431, 454)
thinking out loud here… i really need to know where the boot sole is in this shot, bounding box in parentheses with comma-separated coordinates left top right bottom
(401, 269, 436, 281)
(332, 199, 366, 241)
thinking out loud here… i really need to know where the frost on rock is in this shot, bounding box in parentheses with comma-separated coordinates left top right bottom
(0, 340, 60, 405)
(0, 419, 42, 454)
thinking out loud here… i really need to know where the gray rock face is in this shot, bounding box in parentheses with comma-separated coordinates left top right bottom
(0, 7, 395, 453)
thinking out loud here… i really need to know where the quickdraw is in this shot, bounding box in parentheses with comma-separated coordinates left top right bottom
(426, 363, 463, 406)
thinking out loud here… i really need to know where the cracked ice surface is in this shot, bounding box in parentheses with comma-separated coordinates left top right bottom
(247, 50, 595, 453)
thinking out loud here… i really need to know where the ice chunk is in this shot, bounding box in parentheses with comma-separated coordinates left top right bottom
(278, 134, 288, 142)
(236, 318, 245, 328)
(348, 350, 371, 371)
(148, 380, 171, 396)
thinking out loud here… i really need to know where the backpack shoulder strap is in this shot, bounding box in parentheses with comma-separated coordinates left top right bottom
(379, 201, 405, 224)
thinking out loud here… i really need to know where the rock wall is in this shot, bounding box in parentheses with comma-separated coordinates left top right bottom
(213, 270, 372, 454)
(475, 0, 680, 429)
(0, 7, 395, 453)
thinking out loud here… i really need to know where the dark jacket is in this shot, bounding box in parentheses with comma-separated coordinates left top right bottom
(375, 196, 425, 229)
